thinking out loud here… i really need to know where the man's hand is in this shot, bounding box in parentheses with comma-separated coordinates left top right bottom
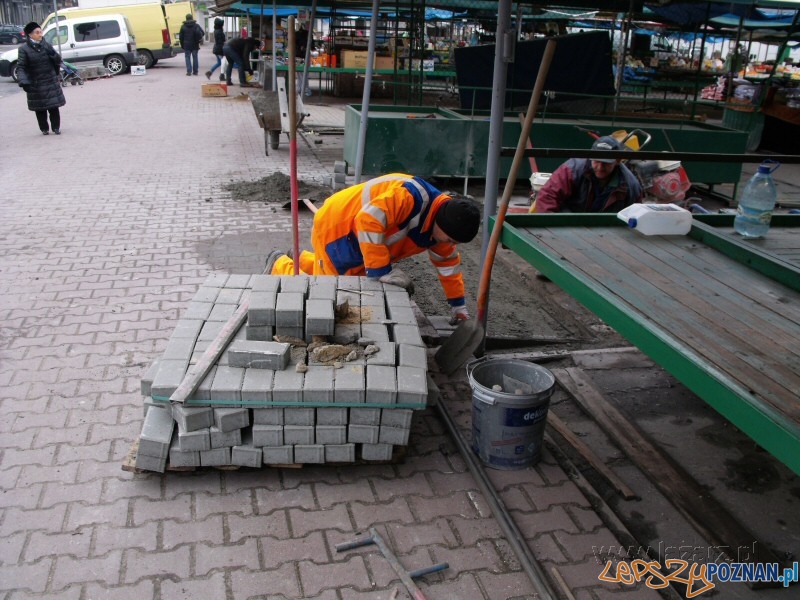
(378, 268, 414, 295)
(449, 305, 469, 325)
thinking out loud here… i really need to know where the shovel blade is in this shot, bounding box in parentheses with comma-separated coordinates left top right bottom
(434, 319, 485, 376)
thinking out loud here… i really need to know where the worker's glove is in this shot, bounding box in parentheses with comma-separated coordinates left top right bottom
(449, 305, 469, 326)
(378, 268, 414, 295)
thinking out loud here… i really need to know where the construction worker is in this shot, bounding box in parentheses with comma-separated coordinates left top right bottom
(532, 136, 643, 213)
(266, 173, 481, 322)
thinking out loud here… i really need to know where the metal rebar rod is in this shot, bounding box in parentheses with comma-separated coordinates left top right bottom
(368, 527, 428, 600)
(435, 400, 558, 600)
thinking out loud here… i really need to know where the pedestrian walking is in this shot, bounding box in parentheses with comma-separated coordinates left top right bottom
(17, 22, 66, 135)
(179, 13, 204, 76)
(205, 17, 225, 80)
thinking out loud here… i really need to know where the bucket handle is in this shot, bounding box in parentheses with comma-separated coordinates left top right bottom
(465, 355, 490, 380)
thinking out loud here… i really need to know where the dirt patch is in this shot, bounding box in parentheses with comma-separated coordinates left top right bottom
(223, 172, 333, 204)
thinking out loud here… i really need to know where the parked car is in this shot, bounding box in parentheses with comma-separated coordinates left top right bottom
(0, 23, 26, 44)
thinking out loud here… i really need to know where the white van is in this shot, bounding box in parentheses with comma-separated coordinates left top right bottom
(0, 13, 137, 79)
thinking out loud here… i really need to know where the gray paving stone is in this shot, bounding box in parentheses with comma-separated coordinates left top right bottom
(163, 336, 197, 362)
(398, 344, 428, 369)
(213, 408, 250, 432)
(272, 369, 304, 402)
(216, 287, 244, 304)
(200, 447, 231, 466)
(361, 443, 393, 461)
(360, 323, 390, 343)
(334, 365, 365, 403)
(204, 273, 230, 287)
(360, 277, 383, 292)
(379, 425, 411, 446)
(248, 291, 277, 326)
(349, 407, 381, 426)
(228, 340, 290, 370)
(309, 276, 337, 300)
(359, 291, 385, 309)
(177, 424, 211, 452)
(280, 275, 309, 295)
(348, 424, 379, 444)
(210, 426, 242, 449)
(172, 319, 205, 339)
(385, 290, 413, 308)
(275, 325, 305, 339)
(241, 369, 274, 403)
(396, 366, 428, 406)
(276, 292, 305, 327)
(150, 358, 190, 399)
(325, 444, 356, 463)
(193, 286, 221, 303)
(210, 366, 246, 403)
(336, 290, 361, 312)
(316, 407, 348, 425)
(250, 275, 280, 293)
(171, 405, 213, 433)
(231, 431, 262, 468)
(226, 274, 253, 289)
(361, 302, 387, 323)
(387, 304, 416, 324)
(366, 365, 397, 404)
(184, 301, 214, 320)
(141, 358, 161, 396)
(392, 324, 424, 347)
(262, 445, 294, 464)
(138, 406, 174, 459)
(135, 451, 167, 473)
(168, 437, 201, 468)
(284, 425, 315, 445)
(365, 341, 395, 366)
(193, 366, 217, 404)
(305, 298, 335, 335)
(294, 445, 324, 464)
(315, 425, 347, 444)
(246, 325, 274, 341)
(252, 407, 283, 425)
(251, 424, 283, 447)
(142, 397, 161, 416)
(381, 408, 413, 429)
(198, 321, 224, 341)
(208, 303, 238, 322)
(337, 276, 361, 290)
(332, 323, 360, 345)
(302, 365, 334, 403)
(284, 407, 315, 425)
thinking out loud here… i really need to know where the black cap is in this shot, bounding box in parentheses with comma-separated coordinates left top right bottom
(434, 199, 480, 243)
(591, 136, 623, 163)
(24, 22, 40, 35)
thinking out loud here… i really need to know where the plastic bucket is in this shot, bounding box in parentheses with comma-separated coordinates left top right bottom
(468, 358, 555, 470)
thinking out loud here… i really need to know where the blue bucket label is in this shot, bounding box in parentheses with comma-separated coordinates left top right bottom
(503, 404, 548, 427)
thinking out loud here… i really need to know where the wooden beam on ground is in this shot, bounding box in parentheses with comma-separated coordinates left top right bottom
(553, 366, 786, 584)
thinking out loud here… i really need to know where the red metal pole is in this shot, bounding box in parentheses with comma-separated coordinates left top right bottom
(288, 16, 299, 275)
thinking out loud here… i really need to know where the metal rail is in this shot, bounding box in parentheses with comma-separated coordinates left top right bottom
(500, 147, 800, 163)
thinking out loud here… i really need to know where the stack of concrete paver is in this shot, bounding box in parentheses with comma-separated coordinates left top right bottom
(134, 273, 430, 472)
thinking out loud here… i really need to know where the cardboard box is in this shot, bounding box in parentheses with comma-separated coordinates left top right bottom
(131, 65, 146, 76)
(374, 56, 394, 71)
(201, 83, 228, 97)
(342, 50, 370, 69)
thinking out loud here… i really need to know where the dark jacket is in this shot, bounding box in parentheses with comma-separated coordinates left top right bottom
(17, 38, 66, 112)
(534, 158, 642, 213)
(179, 19, 204, 51)
(212, 24, 225, 56)
(223, 37, 260, 73)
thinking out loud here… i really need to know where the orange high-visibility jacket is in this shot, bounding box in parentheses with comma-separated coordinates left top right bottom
(311, 173, 467, 307)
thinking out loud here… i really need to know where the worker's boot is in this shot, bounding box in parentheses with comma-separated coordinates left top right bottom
(264, 250, 285, 275)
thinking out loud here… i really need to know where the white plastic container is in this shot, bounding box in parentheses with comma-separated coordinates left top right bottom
(617, 203, 693, 236)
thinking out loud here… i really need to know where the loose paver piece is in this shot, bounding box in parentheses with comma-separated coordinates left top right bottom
(137, 406, 175, 460)
(210, 425, 242, 448)
(227, 340, 291, 370)
(305, 298, 336, 335)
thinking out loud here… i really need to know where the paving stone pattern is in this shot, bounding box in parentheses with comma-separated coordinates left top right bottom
(0, 54, 659, 599)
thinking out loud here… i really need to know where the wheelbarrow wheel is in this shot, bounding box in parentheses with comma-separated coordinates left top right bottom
(269, 130, 280, 150)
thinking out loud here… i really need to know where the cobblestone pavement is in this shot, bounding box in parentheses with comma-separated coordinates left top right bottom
(1, 53, 666, 600)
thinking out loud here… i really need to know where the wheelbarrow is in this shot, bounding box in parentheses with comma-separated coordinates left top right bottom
(247, 77, 308, 156)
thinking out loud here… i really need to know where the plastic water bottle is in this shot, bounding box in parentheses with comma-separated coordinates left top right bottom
(734, 160, 780, 239)
(617, 203, 693, 235)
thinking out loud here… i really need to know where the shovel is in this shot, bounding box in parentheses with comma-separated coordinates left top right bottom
(281, 197, 317, 212)
(434, 319, 485, 376)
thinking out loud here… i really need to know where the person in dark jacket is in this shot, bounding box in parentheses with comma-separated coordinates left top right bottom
(17, 22, 66, 135)
(532, 136, 643, 213)
(223, 37, 261, 86)
(178, 13, 204, 76)
(205, 18, 225, 80)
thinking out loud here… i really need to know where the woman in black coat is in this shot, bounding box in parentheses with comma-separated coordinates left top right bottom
(17, 22, 66, 135)
(206, 17, 226, 80)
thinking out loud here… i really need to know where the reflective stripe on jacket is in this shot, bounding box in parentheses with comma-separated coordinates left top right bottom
(311, 173, 467, 307)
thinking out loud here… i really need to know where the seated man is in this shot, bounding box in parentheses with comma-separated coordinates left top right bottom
(266, 173, 481, 323)
(532, 136, 643, 213)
